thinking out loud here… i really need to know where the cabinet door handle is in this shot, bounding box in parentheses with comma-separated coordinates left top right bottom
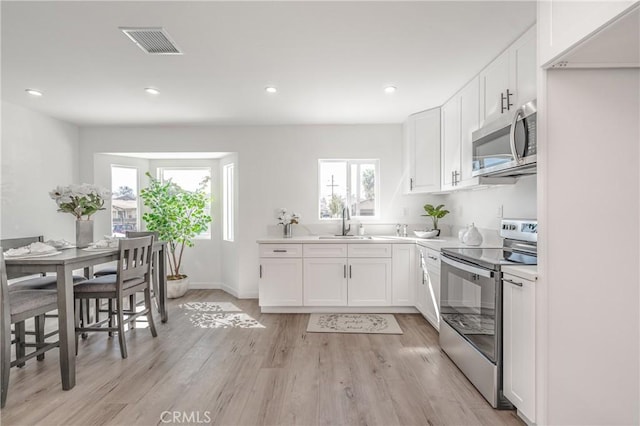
(410, 178, 414, 191)
(428, 255, 438, 261)
(501, 92, 506, 113)
(259, 265, 262, 278)
(506, 89, 514, 110)
(349, 265, 352, 279)
(344, 264, 347, 278)
(273, 249, 287, 253)
(504, 278, 523, 287)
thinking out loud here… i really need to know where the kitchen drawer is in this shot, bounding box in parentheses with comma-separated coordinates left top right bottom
(425, 248, 440, 269)
(259, 244, 303, 258)
(347, 244, 392, 258)
(303, 244, 347, 258)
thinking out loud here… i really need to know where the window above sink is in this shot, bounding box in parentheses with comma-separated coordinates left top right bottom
(318, 159, 380, 220)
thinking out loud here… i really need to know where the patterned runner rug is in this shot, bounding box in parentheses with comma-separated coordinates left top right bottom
(307, 313, 403, 334)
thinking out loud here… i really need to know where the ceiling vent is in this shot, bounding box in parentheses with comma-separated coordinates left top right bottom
(120, 27, 182, 55)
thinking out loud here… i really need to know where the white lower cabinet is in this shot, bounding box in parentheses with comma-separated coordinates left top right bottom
(258, 258, 303, 307)
(347, 258, 392, 306)
(391, 244, 415, 306)
(503, 272, 536, 423)
(416, 246, 441, 330)
(303, 258, 347, 306)
(258, 242, 415, 309)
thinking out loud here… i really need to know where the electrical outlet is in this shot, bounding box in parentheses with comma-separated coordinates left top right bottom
(497, 205, 503, 218)
(403, 207, 408, 217)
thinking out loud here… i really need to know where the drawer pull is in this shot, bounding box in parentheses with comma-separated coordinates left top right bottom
(428, 255, 438, 261)
(504, 278, 523, 287)
(273, 249, 287, 253)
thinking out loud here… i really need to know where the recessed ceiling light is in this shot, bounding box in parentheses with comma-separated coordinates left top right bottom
(144, 87, 160, 95)
(384, 86, 397, 94)
(25, 89, 43, 97)
(265, 86, 278, 94)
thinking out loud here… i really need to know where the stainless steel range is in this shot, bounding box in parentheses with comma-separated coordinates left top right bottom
(439, 219, 537, 409)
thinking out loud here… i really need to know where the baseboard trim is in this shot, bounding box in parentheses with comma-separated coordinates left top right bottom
(186, 282, 258, 299)
(260, 306, 419, 314)
(188, 281, 222, 290)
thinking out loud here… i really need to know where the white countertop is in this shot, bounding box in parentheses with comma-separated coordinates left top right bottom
(502, 264, 538, 281)
(256, 235, 502, 251)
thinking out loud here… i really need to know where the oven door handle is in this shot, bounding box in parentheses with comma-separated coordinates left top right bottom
(509, 107, 525, 165)
(441, 255, 494, 278)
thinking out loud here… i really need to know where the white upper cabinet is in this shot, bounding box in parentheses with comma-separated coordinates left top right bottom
(441, 96, 460, 191)
(539, 0, 639, 68)
(480, 26, 537, 127)
(404, 26, 535, 193)
(441, 77, 482, 191)
(480, 49, 511, 126)
(458, 77, 481, 187)
(404, 107, 441, 194)
(511, 27, 537, 107)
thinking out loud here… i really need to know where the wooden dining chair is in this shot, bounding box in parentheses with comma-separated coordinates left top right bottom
(1, 237, 85, 363)
(1, 252, 60, 408)
(73, 236, 158, 359)
(1, 236, 87, 291)
(91, 232, 160, 329)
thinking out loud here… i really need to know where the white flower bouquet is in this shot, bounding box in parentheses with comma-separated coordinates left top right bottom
(277, 208, 300, 226)
(49, 183, 112, 219)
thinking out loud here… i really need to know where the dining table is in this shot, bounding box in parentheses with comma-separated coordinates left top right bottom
(4, 241, 167, 390)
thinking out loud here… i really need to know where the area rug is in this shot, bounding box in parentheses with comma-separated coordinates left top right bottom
(307, 313, 403, 334)
(178, 301, 265, 329)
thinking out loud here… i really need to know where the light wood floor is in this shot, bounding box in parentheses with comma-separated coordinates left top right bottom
(1, 290, 523, 426)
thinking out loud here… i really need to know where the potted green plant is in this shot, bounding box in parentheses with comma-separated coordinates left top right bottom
(139, 172, 211, 298)
(421, 203, 450, 236)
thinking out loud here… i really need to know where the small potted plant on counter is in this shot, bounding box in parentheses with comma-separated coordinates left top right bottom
(421, 203, 450, 237)
(139, 172, 211, 298)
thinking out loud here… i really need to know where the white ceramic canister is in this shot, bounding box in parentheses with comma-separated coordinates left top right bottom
(463, 223, 483, 246)
(458, 225, 469, 242)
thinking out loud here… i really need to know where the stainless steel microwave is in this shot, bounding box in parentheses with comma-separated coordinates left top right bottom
(471, 100, 537, 178)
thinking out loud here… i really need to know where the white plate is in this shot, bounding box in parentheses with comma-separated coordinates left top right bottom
(5, 251, 62, 259)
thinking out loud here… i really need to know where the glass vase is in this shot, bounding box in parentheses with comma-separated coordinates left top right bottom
(283, 223, 292, 238)
(76, 219, 94, 248)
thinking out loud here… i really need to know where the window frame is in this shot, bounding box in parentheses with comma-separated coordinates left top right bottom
(157, 166, 213, 240)
(222, 163, 235, 242)
(110, 164, 140, 236)
(317, 159, 380, 221)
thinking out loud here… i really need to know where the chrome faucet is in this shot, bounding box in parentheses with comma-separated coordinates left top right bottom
(341, 207, 351, 236)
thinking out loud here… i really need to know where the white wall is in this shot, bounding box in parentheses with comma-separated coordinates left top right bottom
(79, 124, 429, 297)
(541, 69, 639, 425)
(436, 175, 537, 241)
(219, 153, 240, 297)
(1, 101, 79, 241)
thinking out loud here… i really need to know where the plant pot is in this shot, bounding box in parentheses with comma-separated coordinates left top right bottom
(167, 276, 189, 298)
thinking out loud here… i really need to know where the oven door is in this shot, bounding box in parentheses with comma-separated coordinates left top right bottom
(440, 254, 500, 363)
